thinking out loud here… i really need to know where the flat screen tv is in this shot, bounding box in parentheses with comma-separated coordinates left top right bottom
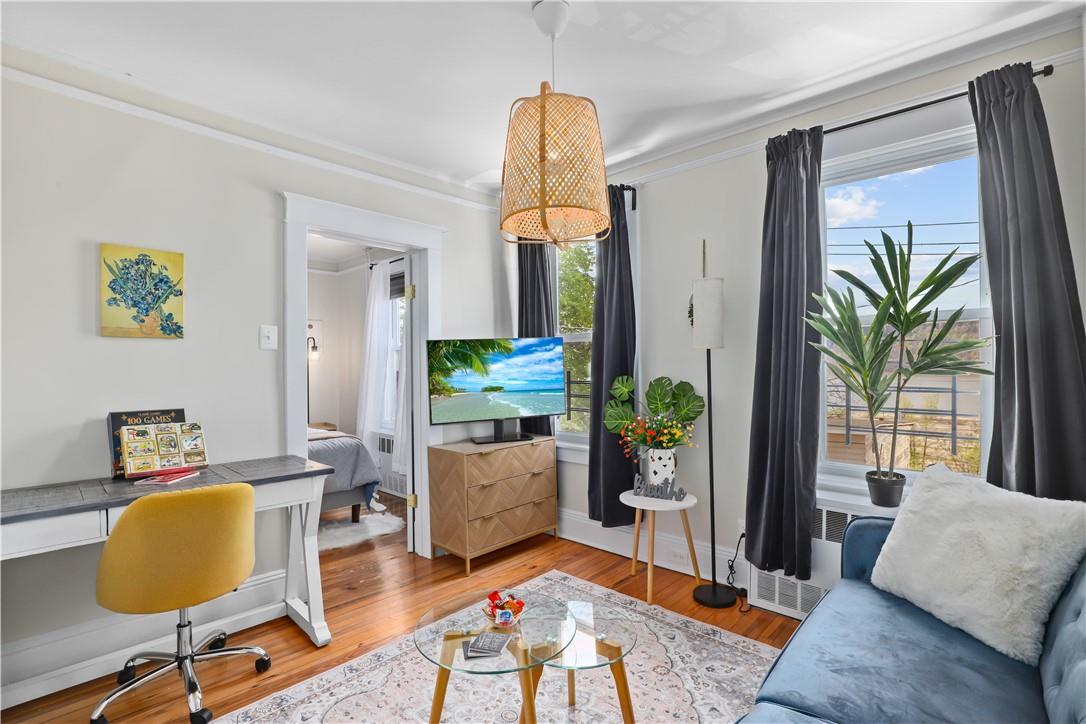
(427, 337, 567, 443)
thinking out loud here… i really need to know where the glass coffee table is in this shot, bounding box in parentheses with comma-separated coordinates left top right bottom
(415, 592, 639, 724)
(414, 590, 575, 724)
(529, 600, 639, 723)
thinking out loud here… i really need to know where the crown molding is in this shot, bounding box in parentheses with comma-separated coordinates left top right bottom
(1, 64, 499, 214)
(611, 7, 1083, 181)
(0, 38, 500, 203)
(623, 43, 1083, 187)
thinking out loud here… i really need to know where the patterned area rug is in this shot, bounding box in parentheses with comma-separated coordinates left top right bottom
(223, 571, 778, 723)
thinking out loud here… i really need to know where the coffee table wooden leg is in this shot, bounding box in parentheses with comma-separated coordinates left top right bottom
(679, 509, 702, 585)
(610, 657, 636, 724)
(513, 640, 548, 724)
(631, 507, 642, 576)
(567, 669, 576, 707)
(429, 632, 460, 724)
(518, 666, 539, 724)
(646, 510, 656, 604)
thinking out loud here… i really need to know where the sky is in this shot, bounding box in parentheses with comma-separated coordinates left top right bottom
(447, 337, 566, 392)
(824, 155, 982, 312)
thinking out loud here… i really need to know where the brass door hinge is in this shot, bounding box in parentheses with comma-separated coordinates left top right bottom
(406, 493, 418, 508)
(404, 284, 417, 300)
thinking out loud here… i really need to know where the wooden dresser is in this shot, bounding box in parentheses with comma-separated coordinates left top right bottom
(428, 435, 557, 575)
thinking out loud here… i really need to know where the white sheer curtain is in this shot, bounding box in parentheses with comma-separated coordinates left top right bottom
(357, 261, 391, 457)
(392, 319, 411, 476)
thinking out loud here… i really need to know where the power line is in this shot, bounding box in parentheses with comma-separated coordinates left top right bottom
(826, 221, 978, 230)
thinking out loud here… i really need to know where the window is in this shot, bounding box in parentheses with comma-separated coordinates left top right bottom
(821, 154, 990, 477)
(556, 244, 596, 436)
(381, 270, 407, 431)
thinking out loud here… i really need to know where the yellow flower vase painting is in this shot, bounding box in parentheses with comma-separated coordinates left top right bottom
(100, 244, 184, 338)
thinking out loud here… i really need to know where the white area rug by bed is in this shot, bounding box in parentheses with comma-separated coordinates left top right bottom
(317, 513, 405, 551)
(222, 570, 778, 723)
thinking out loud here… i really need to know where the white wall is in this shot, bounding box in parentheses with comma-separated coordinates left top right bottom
(583, 30, 1086, 564)
(306, 270, 342, 427)
(0, 64, 504, 659)
(336, 265, 368, 435)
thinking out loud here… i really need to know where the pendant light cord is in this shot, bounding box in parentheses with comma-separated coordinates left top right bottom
(550, 33, 557, 90)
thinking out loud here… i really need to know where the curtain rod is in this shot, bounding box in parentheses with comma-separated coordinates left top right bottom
(824, 64, 1054, 135)
(616, 183, 637, 210)
(369, 256, 405, 269)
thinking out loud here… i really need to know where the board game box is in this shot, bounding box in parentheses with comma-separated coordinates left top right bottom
(107, 409, 186, 478)
(119, 421, 207, 478)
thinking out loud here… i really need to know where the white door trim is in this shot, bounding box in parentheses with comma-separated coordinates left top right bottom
(283, 191, 441, 556)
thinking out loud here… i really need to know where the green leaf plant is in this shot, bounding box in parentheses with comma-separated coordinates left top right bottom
(603, 375, 706, 453)
(806, 222, 991, 480)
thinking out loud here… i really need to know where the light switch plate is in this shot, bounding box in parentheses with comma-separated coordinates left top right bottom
(259, 324, 278, 350)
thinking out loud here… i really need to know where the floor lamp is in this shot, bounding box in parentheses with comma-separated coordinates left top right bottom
(691, 251, 736, 608)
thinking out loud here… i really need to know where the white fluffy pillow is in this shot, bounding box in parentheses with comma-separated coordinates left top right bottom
(871, 464, 1086, 665)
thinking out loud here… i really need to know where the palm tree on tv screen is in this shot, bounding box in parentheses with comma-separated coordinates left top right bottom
(429, 339, 514, 397)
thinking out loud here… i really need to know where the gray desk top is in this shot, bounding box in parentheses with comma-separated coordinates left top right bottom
(1, 455, 333, 524)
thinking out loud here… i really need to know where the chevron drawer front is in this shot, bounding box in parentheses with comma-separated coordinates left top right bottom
(468, 497, 557, 555)
(428, 436, 557, 576)
(468, 468, 556, 520)
(465, 439, 555, 485)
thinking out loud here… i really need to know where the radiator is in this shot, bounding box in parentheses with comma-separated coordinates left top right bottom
(375, 433, 407, 498)
(748, 491, 899, 620)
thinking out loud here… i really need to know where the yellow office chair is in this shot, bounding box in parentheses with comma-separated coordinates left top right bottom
(90, 483, 271, 724)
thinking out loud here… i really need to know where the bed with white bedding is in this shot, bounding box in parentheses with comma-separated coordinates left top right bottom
(307, 428, 382, 519)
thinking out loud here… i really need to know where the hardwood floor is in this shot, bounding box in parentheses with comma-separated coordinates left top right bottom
(3, 500, 798, 723)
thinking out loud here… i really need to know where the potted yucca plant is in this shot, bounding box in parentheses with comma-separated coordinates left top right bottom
(805, 222, 991, 507)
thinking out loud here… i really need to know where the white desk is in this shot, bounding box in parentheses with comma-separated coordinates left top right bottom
(0, 456, 332, 705)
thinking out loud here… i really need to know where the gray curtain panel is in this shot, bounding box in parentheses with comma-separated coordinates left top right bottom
(969, 63, 1086, 501)
(517, 243, 557, 436)
(588, 185, 638, 527)
(744, 128, 824, 580)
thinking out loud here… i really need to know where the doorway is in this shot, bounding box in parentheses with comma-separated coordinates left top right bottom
(283, 192, 443, 557)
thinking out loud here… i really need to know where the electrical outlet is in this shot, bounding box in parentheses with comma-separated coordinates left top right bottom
(668, 549, 689, 565)
(737, 517, 746, 534)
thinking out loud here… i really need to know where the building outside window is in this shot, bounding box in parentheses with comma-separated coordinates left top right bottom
(821, 154, 991, 477)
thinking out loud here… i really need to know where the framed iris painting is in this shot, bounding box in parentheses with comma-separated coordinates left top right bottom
(100, 243, 184, 338)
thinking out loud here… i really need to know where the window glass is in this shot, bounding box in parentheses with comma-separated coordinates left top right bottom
(823, 156, 986, 474)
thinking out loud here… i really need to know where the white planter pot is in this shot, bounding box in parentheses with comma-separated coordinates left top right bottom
(646, 448, 676, 483)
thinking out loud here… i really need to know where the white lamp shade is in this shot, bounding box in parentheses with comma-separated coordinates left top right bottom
(692, 277, 725, 349)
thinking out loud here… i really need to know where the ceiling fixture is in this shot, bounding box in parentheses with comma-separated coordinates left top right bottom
(500, 0, 610, 245)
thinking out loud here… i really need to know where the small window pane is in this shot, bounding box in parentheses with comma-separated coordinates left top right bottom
(561, 340, 592, 434)
(558, 244, 596, 335)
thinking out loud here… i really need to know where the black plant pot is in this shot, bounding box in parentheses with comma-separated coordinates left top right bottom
(865, 471, 906, 507)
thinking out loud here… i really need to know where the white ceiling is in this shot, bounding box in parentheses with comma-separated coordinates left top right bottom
(2, 2, 1078, 194)
(307, 233, 368, 266)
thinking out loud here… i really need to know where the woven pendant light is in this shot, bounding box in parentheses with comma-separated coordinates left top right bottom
(499, 2, 609, 244)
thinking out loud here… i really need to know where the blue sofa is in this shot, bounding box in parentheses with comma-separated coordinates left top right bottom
(740, 517, 1086, 723)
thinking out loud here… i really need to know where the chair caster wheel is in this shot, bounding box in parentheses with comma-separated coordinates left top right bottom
(209, 634, 227, 650)
(189, 707, 213, 724)
(91, 716, 108, 724)
(255, 656, 272, 674)
(116, 664, 135, 685)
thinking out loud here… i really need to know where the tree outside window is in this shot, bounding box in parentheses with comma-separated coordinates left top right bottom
(557, 244, 595, 435)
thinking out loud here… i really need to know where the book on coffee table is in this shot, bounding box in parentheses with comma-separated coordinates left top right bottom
(461, 631, 510, 659)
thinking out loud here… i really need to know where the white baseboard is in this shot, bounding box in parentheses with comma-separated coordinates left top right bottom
(557, 507, 749, 590)
(0, 569, 287, 708)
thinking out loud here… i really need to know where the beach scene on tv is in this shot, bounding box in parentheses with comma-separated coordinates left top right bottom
(428, 337, 566, 424)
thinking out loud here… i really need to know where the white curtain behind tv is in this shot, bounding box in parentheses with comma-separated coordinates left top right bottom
(357, 261, 392, 457)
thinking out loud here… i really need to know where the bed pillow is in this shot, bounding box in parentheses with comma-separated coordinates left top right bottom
(870, 464, 1086, 665)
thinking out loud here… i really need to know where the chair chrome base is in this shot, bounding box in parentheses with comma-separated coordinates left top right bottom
(89, 608, 271, 724)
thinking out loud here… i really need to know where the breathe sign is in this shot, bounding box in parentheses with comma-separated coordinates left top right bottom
(632, 473, 687, 502)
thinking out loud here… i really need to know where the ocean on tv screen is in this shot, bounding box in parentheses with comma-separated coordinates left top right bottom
(428, 337, 566, 424)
